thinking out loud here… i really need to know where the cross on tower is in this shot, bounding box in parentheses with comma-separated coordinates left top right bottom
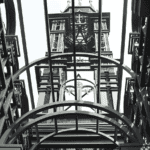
(76, 14, 81, 23)
(76, 14, 84, 23)
(89, 0, 94, 8)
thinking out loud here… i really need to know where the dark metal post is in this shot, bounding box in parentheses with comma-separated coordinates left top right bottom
(97, 0, 102, 105)
(72, 0, 77, 102)
(43, 0, 55, 110)
(97, 0, 102, 133)
(72, 0, 78, 131)
(117, 0, 128, 112)
(16, 0, 35, 115)
(16, 0, 39, 142)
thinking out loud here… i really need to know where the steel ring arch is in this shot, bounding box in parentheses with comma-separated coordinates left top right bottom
(12, 52, 136, 81)
(0, 101, 142, 144)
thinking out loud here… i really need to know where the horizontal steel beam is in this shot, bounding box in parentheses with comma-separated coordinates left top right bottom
(36, 143, 116, 149)
(31, 134, 122, 139)
(50, 30, 109, 34)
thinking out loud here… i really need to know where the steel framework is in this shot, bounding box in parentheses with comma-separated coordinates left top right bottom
(0, 0, 150, 150)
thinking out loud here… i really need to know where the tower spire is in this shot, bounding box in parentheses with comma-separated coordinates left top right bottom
(78, 0, 82, 6)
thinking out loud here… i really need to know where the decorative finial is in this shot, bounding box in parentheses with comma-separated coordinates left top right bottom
(89, 0, 93, 6)
(78, 0, 82, 6)
(67, 0, 71, 6)
(89, 0, 95, 10)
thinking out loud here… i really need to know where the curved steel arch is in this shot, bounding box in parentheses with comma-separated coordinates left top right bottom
(29, 128, 120, 150)
(62, 78, 96, 87)
(7, 111, 136, 144)
(8, 111, 137, 144)
(0, 101, 142, 144)
(12, 53, 136, 81)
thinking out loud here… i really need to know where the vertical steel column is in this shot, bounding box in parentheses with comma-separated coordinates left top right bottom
(72, 0, 78, 131)
(16, 0, 35, 113)
(97, 0, 102, 105)
(17, 0, 39, 142)
(16, 0, 39, 142)
(96, 0, 102, 133)
(72, 0, 77, 102)
(117, 0, 128, 112)
(43, 0, 55, 111)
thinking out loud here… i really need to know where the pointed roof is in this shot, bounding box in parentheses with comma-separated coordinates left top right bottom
(64, 6, 96, 13)
(77, 74, 81, 78)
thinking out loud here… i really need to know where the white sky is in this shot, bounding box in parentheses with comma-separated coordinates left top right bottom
(1, 0, 132, 112)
